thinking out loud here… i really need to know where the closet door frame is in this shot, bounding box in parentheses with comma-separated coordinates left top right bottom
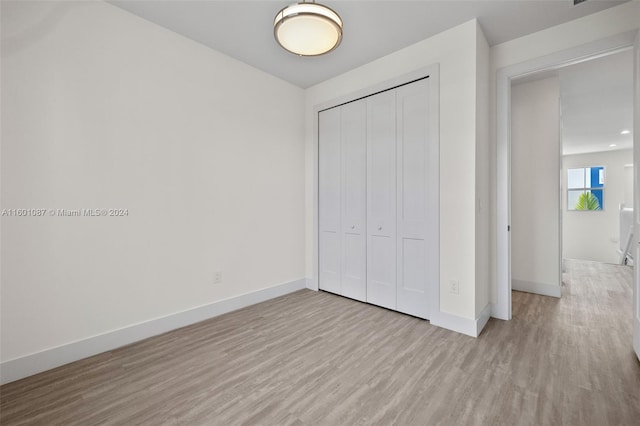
(312, 64, 440, 320)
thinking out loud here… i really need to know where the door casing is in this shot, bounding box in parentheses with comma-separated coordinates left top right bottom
(495, 31, 638, 321)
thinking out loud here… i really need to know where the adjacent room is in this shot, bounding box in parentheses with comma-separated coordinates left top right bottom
(560, 51, 634, 267)
(2, 1, 639, 424)
(510, 48, 634, 298)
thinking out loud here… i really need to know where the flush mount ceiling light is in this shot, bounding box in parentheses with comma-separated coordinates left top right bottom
(274, 1, 343, 56)
(620, 129, 631, 135)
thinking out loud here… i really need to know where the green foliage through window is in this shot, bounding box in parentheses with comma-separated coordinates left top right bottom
(567, 166, 604, 211)
(575, 192, 601, 210)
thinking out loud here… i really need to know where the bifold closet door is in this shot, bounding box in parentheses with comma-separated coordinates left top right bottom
(395, 78, 435, 319)
(320, 76, 437, 319)
(366, 90, 397, 310)
(318, 100, 367, 301)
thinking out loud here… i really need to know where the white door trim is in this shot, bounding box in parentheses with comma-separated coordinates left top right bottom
(632, 30, 640, 362)
(495, 30, 638, 320)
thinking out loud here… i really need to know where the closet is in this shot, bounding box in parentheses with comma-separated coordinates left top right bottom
(318, 77, 438, 320)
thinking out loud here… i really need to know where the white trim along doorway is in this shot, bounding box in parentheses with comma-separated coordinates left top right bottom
(495, 30, 639, 321)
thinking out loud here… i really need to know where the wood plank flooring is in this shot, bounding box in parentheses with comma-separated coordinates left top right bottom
(2, 259, 639, 425)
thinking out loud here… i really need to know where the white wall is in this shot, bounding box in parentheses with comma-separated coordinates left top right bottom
(624, 164, 634, 209)
(306, 20, 487, 323)
(492, 2, 640, 70)
(511, 77, 561, 294)
(475, 23, 491, 315)
(562, 149, 633, 263)
(1, 1, 305, 364)
(490, 1, 640, 305)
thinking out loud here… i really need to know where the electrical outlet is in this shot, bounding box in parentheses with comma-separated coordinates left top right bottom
(214, 271, 223, 284)
(449, 280, 459, 295)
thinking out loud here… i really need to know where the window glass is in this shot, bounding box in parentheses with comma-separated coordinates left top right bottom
(567, 190, 583, 209)
(567, 168, 584, 189)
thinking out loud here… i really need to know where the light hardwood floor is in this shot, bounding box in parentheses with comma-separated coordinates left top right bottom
(2, 259, 639, 425)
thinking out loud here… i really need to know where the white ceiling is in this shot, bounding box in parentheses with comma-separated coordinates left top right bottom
(109, 0, 626, 88)
(559, 49, 634, 155)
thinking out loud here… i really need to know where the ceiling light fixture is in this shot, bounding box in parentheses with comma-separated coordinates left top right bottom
(609, 144, 617, 147)
(274, 1, 343, 56)
(620, 130, 631, 135)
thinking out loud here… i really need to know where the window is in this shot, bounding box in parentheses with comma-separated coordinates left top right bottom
(567, 166, 604, 211)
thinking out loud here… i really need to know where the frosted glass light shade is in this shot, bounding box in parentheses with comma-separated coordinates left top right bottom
(274, 2, 343, 56)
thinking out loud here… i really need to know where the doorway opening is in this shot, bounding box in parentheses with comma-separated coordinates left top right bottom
(508, 49, 634, 325)
(497, 30, 640, 362)
(560, 50, 634, 270)
(509, 49, 634, 307)
(495, 30, 639, 322)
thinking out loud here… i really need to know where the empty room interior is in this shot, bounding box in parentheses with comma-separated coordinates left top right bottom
(1, 1, 640, 424)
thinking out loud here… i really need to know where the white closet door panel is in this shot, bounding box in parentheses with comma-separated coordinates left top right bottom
(396, 78, 434, 319)
(402, 238, 427, 293)
(367, 91, 396, 234)
(319, 231, 341, 294)
(342, 233, 365, 300)
(341, 100, 367, 301)
(319, 107, 341, 294)
(366, 90, 397, 309)
(368, 235, 396, 309)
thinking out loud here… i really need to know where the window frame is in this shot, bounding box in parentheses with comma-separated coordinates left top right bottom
(566, 166, 605, 211)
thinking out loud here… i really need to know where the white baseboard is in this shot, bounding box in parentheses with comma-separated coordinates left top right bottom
(634, 322, 640, 363)
(0, 278, 306, 385)
(305, 277, 317, 290)
(430, 311, 476, 337)
(475, 303, 492, 336)
(512, 278, 561, 298)
(430, 303, 493, 338)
